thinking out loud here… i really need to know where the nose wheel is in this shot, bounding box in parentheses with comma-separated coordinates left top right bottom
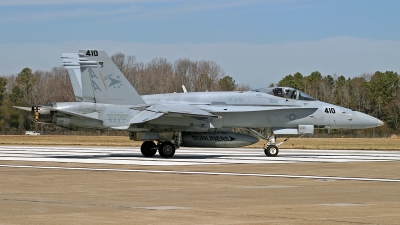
(264, 145, 279, 157)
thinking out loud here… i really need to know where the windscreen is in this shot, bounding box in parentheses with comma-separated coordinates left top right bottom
(252, 87, 316, 101)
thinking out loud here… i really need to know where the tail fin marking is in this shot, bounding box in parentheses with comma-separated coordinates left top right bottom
(62, 50, 146, 105)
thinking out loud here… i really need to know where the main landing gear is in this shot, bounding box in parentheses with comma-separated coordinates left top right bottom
(140, 141, 176, 158)
(140, 141, 157, 157)
(158, 142, 175, 158)
(140, 132, 180, 158)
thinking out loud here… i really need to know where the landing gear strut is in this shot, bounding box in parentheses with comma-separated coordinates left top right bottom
(264, 133, 279, 157)
(246, 128, 289, 157)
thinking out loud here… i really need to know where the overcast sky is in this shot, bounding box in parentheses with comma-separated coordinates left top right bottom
(1, 0, 400, 88)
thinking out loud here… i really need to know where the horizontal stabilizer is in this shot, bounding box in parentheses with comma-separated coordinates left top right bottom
(13, 106, 31, 111)
(52, 108, 103, 122)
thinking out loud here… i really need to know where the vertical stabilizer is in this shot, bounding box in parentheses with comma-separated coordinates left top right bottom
(74, 50, 145, 105)
(61, 53, 90, 102)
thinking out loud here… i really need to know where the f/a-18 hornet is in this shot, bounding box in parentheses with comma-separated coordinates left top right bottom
(16, 50, 383, 158)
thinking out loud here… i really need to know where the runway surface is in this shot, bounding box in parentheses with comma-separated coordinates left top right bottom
(1, 146, 400, 183)
(1, 145, 400, 166)
(1, 145, 400, 224)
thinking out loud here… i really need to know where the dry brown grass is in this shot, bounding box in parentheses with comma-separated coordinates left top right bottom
(0, 135, 399, 150)
(0, 135, 139, 147)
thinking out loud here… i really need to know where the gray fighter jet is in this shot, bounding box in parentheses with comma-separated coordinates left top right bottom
(15, 50, 384, 158)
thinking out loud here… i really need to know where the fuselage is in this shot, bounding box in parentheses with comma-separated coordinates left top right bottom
(141, 88, 383, 130)
(41, 87, 383, 132)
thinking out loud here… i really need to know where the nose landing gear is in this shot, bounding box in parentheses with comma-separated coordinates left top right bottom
(246, 128, 289, 157)
(264, 145, 279, 157)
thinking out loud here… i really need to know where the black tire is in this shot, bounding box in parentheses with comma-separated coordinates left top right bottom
(141, 141, 157, 157)
(158, 142, 175, 158)
(264, 145, 279, 157)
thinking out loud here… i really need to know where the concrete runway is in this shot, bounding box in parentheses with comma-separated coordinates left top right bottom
(1, 145, 400, 165)
(1, 146, 400, 224)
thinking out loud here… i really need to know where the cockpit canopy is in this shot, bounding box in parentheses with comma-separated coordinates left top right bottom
(252, 87, 317, 101)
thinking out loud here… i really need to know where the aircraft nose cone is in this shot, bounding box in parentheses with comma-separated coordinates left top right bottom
(354, 111, 384, 128)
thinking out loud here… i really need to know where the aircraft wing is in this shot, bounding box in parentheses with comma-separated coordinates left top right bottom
(13, 106, 32, 111)
(112, 104, 220, 130)
(112, 110, 164, 130)
(126, 105, 316, 126)
(128, 110, 164, 124)
(128, 104, 219, 125)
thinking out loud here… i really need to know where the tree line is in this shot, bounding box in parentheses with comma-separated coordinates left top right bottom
(0, 52, 398, 136)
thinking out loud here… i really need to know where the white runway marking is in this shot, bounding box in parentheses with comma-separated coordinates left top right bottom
(0, 145, 399, 166)
(1, 164, 400, 183)
(1, 146, 400, 183)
